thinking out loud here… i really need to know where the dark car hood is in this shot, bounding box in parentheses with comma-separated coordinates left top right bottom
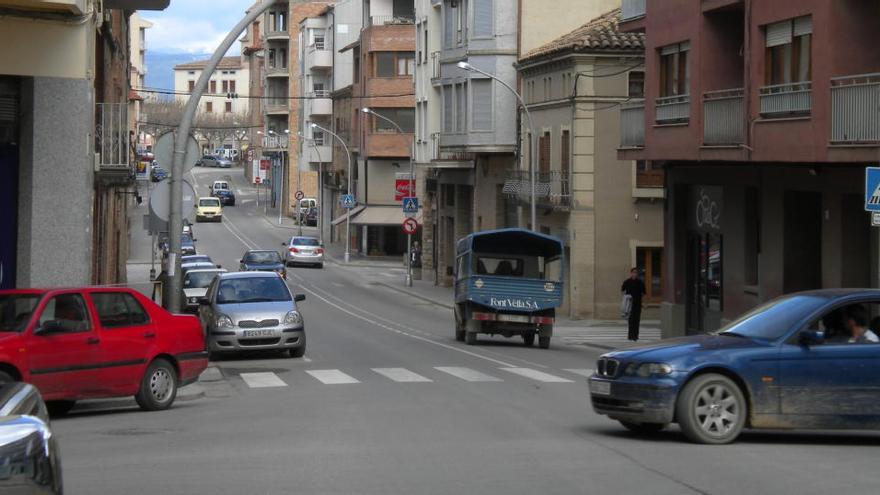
(242, 262, 284, 270)
(605, 334, 762, 361)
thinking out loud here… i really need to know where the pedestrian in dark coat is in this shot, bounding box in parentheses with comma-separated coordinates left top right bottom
(621, 268, 646, 341)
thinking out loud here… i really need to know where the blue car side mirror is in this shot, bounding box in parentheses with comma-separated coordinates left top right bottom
(798, 330, 825, 347)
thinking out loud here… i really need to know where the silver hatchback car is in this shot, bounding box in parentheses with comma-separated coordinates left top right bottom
(283, 236, 324, 268)
(198, 272, 306, 358)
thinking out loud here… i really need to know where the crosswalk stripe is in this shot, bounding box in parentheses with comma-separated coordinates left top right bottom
(372, 368, 432, 383)
(306, 369, 360, 384)
(500, 367, 574, 383)
(563, 368, 595, 378)
(240, 372, 287, 388)
(434, 366, 502, 382)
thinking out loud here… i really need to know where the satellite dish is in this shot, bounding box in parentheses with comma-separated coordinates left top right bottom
(154, 131, 200, 173)
(149, 178, 197, 222)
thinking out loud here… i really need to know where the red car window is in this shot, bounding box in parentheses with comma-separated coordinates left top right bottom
(37, 294, 91, 333)
(91, 292, 151, 328)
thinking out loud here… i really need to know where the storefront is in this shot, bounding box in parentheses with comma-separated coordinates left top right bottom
(0, 77, 19, 289)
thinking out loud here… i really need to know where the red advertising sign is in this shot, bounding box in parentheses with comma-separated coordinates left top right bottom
(395, 179, 415, 201)
(260, 159, 271, 171)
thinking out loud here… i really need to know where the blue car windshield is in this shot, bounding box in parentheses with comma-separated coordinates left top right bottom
(711, 295, 829, 341)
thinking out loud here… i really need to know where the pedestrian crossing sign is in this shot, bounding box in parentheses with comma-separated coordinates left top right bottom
(866, 167, 880, 212)
(402, 196, 419, 214)
(341, 194, 356, 209)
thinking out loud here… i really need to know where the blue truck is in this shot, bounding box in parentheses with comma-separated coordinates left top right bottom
(454, 229, 565, 348)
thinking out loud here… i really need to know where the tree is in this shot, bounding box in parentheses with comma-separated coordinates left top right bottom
(141, 98, 250, 153)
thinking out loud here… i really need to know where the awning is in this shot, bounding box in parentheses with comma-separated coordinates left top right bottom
(331, 206, 365, 226)
(352, 206, 422, 226)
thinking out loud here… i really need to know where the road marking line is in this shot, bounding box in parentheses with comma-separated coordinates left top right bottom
(372, 368, 433, 383)
(563, 368, 595, 378)
(306, 369, 360, 384)
(500, 367, 574, 383)
(240, 372, 287, 388)
(434, 367, 502, 382)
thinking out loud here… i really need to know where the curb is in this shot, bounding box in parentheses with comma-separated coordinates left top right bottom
(177, 384, 206, 402)
(262, 216, 298, 231)
(374, 281, 454, 310)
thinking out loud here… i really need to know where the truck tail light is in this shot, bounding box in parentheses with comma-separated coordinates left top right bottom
(472, 312, 497, 321)
(532, 316, 555, 325)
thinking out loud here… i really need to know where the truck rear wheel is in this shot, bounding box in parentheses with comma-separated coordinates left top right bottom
(464, 319, 480, 345)
(538, 336, 551, 349)
(465, 331, 477, 345)
(522, 332, 535, 346)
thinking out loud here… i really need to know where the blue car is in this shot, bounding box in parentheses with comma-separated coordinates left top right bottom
(212, 188, 236, 206)
(590, 289, 880, 444)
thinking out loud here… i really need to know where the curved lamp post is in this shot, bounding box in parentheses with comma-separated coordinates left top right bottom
(457, 61, 537, 231)
(312, 123, 352, 263)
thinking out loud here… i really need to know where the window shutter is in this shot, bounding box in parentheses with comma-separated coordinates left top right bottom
(457, 83, 467, 132)
(793, 16, 812, 36)
(660, 44, 679, 56)
(472, 79, 492, 130)
(443, 85, 453, 132)
(473, 0, 493, 37)
(765, 20, 793, 47)
(444, 5, 455, 48)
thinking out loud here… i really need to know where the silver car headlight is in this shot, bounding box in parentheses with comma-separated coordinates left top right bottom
(188, 297, 198, 304)
(283, 311, 302, 326)
(216, 314, 234, 329)
(635, 363, 673, 377)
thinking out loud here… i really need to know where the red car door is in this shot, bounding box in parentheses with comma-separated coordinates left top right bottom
(88, 291, 153, 393)
(26, 291, 104, 399)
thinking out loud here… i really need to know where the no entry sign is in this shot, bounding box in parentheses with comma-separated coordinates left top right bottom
(402, 217, 419, 235)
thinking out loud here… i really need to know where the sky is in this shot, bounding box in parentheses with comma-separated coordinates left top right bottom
(142, 0, 257, 90)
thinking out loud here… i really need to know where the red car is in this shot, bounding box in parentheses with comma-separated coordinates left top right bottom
(0, 287, 208, 413)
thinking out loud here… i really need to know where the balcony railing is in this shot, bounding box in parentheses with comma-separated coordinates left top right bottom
(430, 51, 441, 82)
(655, 94, 690, 123)
(264, 99, 289, 114)
(502, 170, 571, 209)
(621, 0, 646, 21)
(703, 88, 744, 145)
(262, 135, 288, 150)
(620, 99, 645, 148)
(831, 73, 880, 144)
(759, 81, 811, 116)
(368, 14, 415, 26)
(96, 102, 130, 172)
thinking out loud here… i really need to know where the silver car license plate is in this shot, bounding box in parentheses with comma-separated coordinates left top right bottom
(242, 329, 274, 337)
(590, 380, 611, 396)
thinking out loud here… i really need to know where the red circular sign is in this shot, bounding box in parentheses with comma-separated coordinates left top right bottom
(295, 190, 305, 201)
(255, 177, 262, 184)
(402, 217, 419, 235)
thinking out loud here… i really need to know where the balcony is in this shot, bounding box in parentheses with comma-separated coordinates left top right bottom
(703, 88, 744, 145)
(265, 29, 289, 41)
(95, 103, 132, 179)
(1, 0, 86, 13)
(264, 99, 289, 115)
(502, 170, 571, 210)
(305, 46, 332, 70)
(262, 135, 288, 151)
(759, 81, 811, 117)
(368, 15, 415, 27)
(308, 91, 332, 117)
(265, 66, 289, 78)
(831, 73, 880, 144)
(621, 0, 646, 21)
(655, 95, 690, 124)
(303, 144, 333, 164)
(620, 100, 645, 148)
(430, 51, 441, 85)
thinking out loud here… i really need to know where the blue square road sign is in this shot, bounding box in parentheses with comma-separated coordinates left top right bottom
(402, 196, 419, 214)
(341, 194, 356, 209)
(866, 167, 880, 212)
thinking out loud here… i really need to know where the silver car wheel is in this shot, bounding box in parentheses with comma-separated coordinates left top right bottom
(150, 368, 174, 403)
(694, 383, 739, 438)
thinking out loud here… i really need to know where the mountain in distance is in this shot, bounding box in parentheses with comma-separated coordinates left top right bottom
(144, 51, 211, 96)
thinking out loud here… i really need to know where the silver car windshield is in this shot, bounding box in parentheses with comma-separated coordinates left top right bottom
(217, 277, 291, 304)
(184, 271, 221, 288)
(245, 251, 282, 263)
(292, 238, 320, 246)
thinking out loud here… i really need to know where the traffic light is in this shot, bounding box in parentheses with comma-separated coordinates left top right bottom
(226, 92, 239, 100)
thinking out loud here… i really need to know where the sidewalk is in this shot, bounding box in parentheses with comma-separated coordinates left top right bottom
(371, 275, 661, 351)
(126, 180, 160, 299)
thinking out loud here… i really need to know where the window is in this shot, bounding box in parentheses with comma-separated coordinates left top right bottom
(764, 16, 811, 86)
(188, 71, 195, 75)
(628, 71, 645, 98)
(806, 303, 880, 345)
(206, 101, 213, 113)
(744, 187, 760, 286)
(456, 82, 466, 132)
(473, 0, 493, 37)
(476, 257, 524, 277)
(92, 292, 149, 328)
(268, 49, 276, 68)
(373, 108, 415, 133)
(560, 130, 570, 185)
(659, 42, 689, 97)
(443, 85, 453, 132)
(229, 80, 236, 93)
(423, 27, 428, 63)
(188, 80, 195, 92)
(312, 129, 325, 145)
(636, 161, 664, 188)
(397, 53, 415, 76)
(225, 101, 232, 113)
(37, 294, 91, 333)
(472, 79, 492, 130)
(280, 49, 287, 68)
(376, 52, 395, 77)
(456, 0, 467, 44)
(0, 294, 42, 333)
(314, 33, 325, 50)
(636, 247, 664, 303)
(209, 80, 217, 94)
(222, 80, 229, 93)
(539, 131, 551, 174)
(443, 3, 455, 48)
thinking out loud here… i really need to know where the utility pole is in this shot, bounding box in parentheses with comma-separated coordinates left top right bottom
(167, 0, 279, 312)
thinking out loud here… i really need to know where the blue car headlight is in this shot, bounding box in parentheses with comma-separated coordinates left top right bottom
(624, 363, 673, 377)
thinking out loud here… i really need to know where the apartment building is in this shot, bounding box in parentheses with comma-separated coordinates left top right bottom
(173, 57, 251, 116)
(242, 1, 266, 183)
(130, 12, 153, 154)
(0, 0, 169, 289)
(331, 0, 416, 257)
(514, 9, 662, 319)
(618, 0, 880, 335)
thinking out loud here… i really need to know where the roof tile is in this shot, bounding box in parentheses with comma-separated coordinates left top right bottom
(520, 8, 645, 63)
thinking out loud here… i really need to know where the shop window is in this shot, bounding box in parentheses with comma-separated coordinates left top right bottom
(637, 247, 664, 303)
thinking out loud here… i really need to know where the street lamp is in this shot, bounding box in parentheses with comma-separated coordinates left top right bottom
(457, 61, 537, 232)
(362, 107, 415, 287)
(299, 131, 324, 243)
(281, 129, 290, 226)
(312, 122, 352, 264)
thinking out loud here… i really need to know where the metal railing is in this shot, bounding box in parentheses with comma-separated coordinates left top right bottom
(502, 170, 571, 208)
(369, 15, 415, 27)
(264, 98, 289, 113)
(621, 0, 647, 21)
(314, 40, 326, 50)
(96, 102, 130, 171)
(310, 89, 331, 98)
(262, 135, 288, 149)
(655, 94, 690, 123)
(620, 99, 645, 148)
(831, 73, 880, 143)
(703, 88, 744, 145)
(430, 51, 441, 81)
(759, 81, 811, 116)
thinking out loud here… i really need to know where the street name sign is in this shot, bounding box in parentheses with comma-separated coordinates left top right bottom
(341, 194, 356, 209)
(865, 167, 880, 211)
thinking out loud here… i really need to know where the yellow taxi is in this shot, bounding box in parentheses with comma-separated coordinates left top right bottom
(195, 196, 223, 222)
